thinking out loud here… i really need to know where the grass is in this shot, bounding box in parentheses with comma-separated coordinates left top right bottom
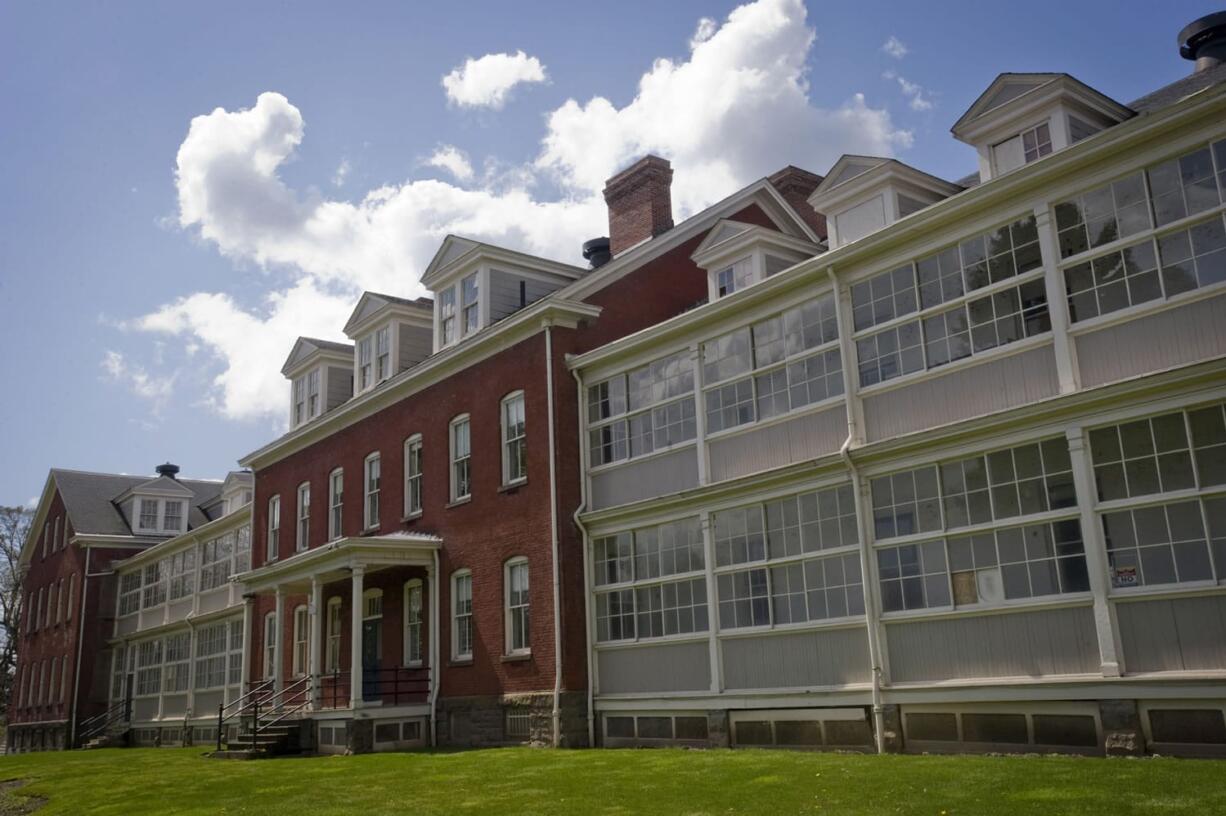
(0, 747, 1225, 815)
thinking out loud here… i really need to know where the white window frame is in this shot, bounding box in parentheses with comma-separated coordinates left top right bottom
(325, 597, 343, 674)
(504, 557, 530, 656)
(136, 498, 159, 533)
(501, 391, 527, 487)
(292, 605, 308, 677)
(450, 414, 471, 502)
(293, 375, 306, 426)
(375, 325, 391, 382)
(404, 435, 423, 517)
(461, 272, 480, 336)
(357, 335, 373, 392)
(439, 287, 456, 347)
(328, 468, 344, 541)
(263, 611, 277, 680)
(364, 452, 381, 530)
(267, 495, 281, 563)
(296, 482, 310, 553)
(404, 579, 424, 667)
(451, 569, 473, 661)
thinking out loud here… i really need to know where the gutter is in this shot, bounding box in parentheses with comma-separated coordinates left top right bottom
(429, 548, 440, 746)
(570, 364, 596, 748)
(544, 323, 564, 747)
(828, 266, 887, 755)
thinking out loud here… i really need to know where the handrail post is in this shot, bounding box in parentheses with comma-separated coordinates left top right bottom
(216, 703, 224, 752)
(253, 697, 260, 746)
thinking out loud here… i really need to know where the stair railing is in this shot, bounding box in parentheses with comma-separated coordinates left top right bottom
(215, 678, 274, 751)
(77, 698, 129, 744)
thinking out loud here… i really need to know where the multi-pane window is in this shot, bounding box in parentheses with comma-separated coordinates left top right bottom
(941, 438, 1075, 528)
(118, 572, 141, 616)
(167, 549, 196, 601)
(163, 632, 191, 693)
(947, 520, 1090, 605)
(404, 584, 423, 666)
(142, 561, 165, 608)
(295, 369, 321, 425)
(717, 568, 770, 628)
(329, 469, 343, 541)
(589, 351, 696, 466)
(358, 335, 373, 391)
(138, 499, 159, 531)
(452, 571, 473, 659)
(405, 436, 423, 515)
(1189, 403, 1226, 487)
(450, 417, 471, 500)
(200, 527, 249, 591)
(1090, 412, 1199, 501)
(439, 288, 456, 346)
(228, 619, 244, 685)
(293, 376, 306, 425)
(592, 517, 707, 642)
(877, 541, 951, 612)
(306, 368, 320, 418)
(870, 466, 942, 540)
(461, 273, 480, 335)
(365, 453, 381, 528)
(292, 606, 308, 677)
(1102, 500, 1220, 588)
(326, 598, 343, 673)
(854, 214, 1047, 388)
(715, 257, 754, 298)
(135, 639, 162, 696)
(263, 613, 277, 679)
(235, 524, 251, 573)
(1021, 122, 1052, 164)
(195, 622, 228, 689)
(267, 496, 280, 562)
(505, 559, 530, 654)
(374, 326, 391, 382)
(296, 482, 310, 552)
(701, 294, 842, 433)
(502, 392, 527, 484)
(1055, 172, 1151, 258)
(1147, 143, 1222, 228)
(163, 500, 183, 532)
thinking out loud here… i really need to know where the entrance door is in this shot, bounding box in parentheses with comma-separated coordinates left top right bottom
(362, 619, 381, 701)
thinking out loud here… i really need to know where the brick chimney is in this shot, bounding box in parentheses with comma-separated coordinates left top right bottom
(768, 165, 828, 241)
(603, 155, 674, 255)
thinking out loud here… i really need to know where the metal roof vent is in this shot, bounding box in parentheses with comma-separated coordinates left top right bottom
(155, 462, 180, 480)
(1179, 11, 1226, 73)
(582, 237, 612, 269)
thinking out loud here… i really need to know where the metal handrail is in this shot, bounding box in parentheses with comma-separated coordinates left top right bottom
(215, 675, 313, 752)
(215, 678, 275, 751)
(219, 677, 275, 718)
(78, 699, 129, 742)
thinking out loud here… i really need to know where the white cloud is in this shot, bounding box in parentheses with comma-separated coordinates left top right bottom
(332, 158, 351, 187)
(426, 145, 474, 182)
(881, 36, 908, 59)
(131, 0, 908, 422)
(101, 351, 176, 415)
(691, 17, 718, 48)
(883, 70, 934, 112)
(441, 50, 548, 109)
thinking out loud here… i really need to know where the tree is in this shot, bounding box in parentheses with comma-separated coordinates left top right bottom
(0, 506, 30, 715)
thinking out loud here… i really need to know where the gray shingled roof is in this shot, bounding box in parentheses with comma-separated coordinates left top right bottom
(1129, 62, 1226, 114)
(300, 337, 354, 354)
(52, 469, 223, 536)
(367, 292, 433, 311)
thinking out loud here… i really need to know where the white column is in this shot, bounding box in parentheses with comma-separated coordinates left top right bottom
(309, 578, 323, 710)
(1034, 203, 1080, 394)
(1066, 427, 1122, 676)
(700, 511, 721, 693)
(428, 556, 440, 746)
(240, 595, 254, 693)
(350, 566, 365, 709)
(273, 587, 286, 699)
(691, 343, 710, 486)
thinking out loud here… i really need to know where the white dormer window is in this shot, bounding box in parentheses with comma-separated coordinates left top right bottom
(293, 378, 305, 426)
(993, 121, 1053, 175)
(375, 326, 391, 381)
(716, 258, 754, 298)
(163, 501, 183, 532)
(461, 273, 480, 335)
(439, 289, 456, 346)
(138, 499, 159, 531)
(357, 336, 373, 391)
(292, 369, 322, 427)
(306, 369, 320, 416)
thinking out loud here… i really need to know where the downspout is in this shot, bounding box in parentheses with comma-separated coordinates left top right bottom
(570, 365, 595, 748)
(69, 547, 111, 747)
(544, 322, 564, 747)
(429, 548, 440, 747)
(828, 266, 886, 755)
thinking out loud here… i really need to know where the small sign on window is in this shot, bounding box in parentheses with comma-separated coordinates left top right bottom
(1112, 566, 1138, 588)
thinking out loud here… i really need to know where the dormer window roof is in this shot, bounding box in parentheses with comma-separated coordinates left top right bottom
(808, 156, 964, 248)
(219, 470, 254, 516)
(421, 235, 587, 352)
(342, 292, 434, 395)
(115, 475, 194, 536)
(282, 337, 354, 429)
(952, 73, 1134, 183)
(691, 218, 823, 300)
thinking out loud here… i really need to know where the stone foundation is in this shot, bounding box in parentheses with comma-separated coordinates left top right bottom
(6, 724, 69, 753)
(437, 691, 588, 748)
(1099, 700, 1145, 757)
(878, 704, 903, 753)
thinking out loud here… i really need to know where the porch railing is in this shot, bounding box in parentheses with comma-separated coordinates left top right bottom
(215, 678, 273, 751)
(77, 696, 131, 744)
(320, 666, 430, 709)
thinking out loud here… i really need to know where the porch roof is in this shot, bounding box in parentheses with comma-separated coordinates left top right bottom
(237, 532, 442, 593)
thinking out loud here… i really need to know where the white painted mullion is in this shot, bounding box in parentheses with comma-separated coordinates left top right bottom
(1033, 202, 1080, 394)
(700, 511, 723, 694)
(1065, 427, 1123, 677)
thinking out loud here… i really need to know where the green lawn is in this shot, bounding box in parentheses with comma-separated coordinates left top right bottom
(1, 747, 1224, 815)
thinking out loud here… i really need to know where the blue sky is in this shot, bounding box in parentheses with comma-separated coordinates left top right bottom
(0, 0, 1215, 506)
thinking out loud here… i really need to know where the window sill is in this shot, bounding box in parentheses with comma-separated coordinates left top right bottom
(448, 657, 473, 667)
(501, 651, 532, 663)
(360, 525, 381, 536)
(445, 497, 472, 509)
(400, 511, 424, 523)
(498, 479, 528, 494)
